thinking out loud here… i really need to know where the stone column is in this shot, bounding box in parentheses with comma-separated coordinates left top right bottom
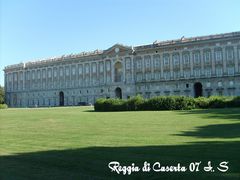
(170, 53, 173, 78)
(89, 63, 92, 86)
(123, 58, 125, 83)
(12, 72, 14, 92)
(210, 48, 216, 76)
(180, 52, 183, 77)
(16, 71, 19, 91)
(56, 66, 59, 89)
(111, 59, 114, 83)
(131, 56, 134, 83)
(223, 47, 227, 74)
(142, 56, 145, 80)
(103, 61, 106, 84)
(200, 49, 204, 76)
(63, 65, 66, 88)
(190, 51, 193, 76)
(77, 64, 80, 88)
(150, 55, 154, 80)
(233, 46, 239, 73)
(51, 67, 54, 89)
(160, 54, 164, 79)
(69, 65, 72, 88)
(82, 64, 85, 87)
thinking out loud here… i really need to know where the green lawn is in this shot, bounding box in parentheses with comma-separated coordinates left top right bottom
(0, 107, 240, 179)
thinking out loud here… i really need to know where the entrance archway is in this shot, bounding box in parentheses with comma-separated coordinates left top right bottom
(59, 91, 64, 106)
(115, 87, 122, 99)
(194, 82, 203, 98)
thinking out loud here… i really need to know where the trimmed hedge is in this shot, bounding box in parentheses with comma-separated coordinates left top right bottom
(0, 104, 8, 109)
(94, 96, 240, 112)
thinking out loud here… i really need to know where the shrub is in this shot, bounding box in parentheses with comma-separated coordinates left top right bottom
(144, 96, 166, 110)
(208, 96, 228, 108)
(94, 98, 105, 111)
(126, 95, 145, 111)
(94, 95, 240, 112)
(0, 104, 8, 109)
(227, 96, 240, 108)
(173, 96, 195, 110)
(194, 97, 210, 109)
(94, 98, 127, 111)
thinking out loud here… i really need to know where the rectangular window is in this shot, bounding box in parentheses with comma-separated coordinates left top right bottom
(85, 65, 89, 74)
(183, 54, 190, 64)
(193, 52, 200, 64)
(216, 68, 223, 77)
(227, 67, 235, 75)
(174, 71, 180, 79)
(37, 71, 41, 79)
(154, 72, 160, 80)
(60, 68, 63, 76)
(125, 60, 131, 70)
(106, 61, 111, 71)
(204, 51, 211, 63)
(92, 64, 96, 73)
(78, 66, 83, 75)
(42, 70, 46, 78)
(163, 72, 170, 80)
(136, 73, 142, 82)
(144, 57, 151, 68)
(205, 68, 211, 77)
(146, 73, 151, 81)
(72, 67, 76, 75)
(48, 69, 52, 78)
(226, 49, 234, 60)
(173, 54, 180, 65)
(100, 63, 104, 72)
(215, 50, 222, 62)
(54, 69, 57, 77)
(163, 55, 169, 66)
(184, 70, 190, 78)
(137, 60, 142, 69)
(32, 71, 35, 80)
(194, 69, 201, 77)
(154, 59, 160, 68)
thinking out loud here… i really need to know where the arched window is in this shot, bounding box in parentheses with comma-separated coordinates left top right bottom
(114, 62, 123, 82)
(183, 53, 190, 65)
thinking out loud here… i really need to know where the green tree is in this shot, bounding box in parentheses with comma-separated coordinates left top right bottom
(0, 85, 5, 104)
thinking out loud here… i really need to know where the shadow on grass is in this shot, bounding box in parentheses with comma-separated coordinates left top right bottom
(177, 123, 240, 139)
(83, 109, 95, 112)
(177, 108, 240, 121)
(175, 108, 240, 139)
(1, 141, 240, 180)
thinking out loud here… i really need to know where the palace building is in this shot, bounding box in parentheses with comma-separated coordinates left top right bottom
(4, 31, 240, 107)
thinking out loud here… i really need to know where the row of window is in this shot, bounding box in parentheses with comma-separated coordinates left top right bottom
(6, 63, 239, 84)
(137, 88, 236, 98)
(134, 48, 239, 70)
(6, 46, 240, 82)
(6, 66, 237, 91)
(136, 80, 236, 92)
(135, 66, 236, 82)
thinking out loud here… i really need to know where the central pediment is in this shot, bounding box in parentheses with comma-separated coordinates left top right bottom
(103, 44, 133, 56)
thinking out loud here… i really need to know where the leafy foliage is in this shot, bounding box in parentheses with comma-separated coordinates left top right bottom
(94, 96, 240, 112)
(0, 85, 4, 104)
(0, 104, 8, 109)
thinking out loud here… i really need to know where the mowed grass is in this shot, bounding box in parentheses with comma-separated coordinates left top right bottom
(0, 107, 240, 179)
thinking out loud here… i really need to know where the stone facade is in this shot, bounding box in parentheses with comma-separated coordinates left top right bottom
(4, 31, 240, 107)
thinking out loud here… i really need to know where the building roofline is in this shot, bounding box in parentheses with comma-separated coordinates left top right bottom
(134, 31, 240, 50)
(4, 31, 240, 71)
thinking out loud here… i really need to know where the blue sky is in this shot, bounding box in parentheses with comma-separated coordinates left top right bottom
(0, 0, 240, 86)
